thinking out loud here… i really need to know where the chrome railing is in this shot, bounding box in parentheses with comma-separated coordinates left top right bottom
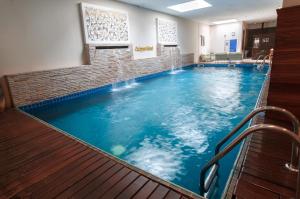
(255, 55, 264, 64)
(227, 63, 236, 68)
(215, 106, 300, 171)
(256, 55, 270, 70)
(262, 55, 270, 65)
(226, 58, 236, 68)
(200, 124, 300, 198)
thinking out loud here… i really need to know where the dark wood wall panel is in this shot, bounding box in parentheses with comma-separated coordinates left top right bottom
(267, 5, 300, 120)
(272, 49, 300, 64)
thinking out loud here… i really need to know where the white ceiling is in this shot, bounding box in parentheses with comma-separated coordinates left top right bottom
(117, 0, 283, 24)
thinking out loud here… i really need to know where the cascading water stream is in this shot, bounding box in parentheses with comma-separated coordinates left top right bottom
(112, 49, 139, 92)
(170, 47, 175, 72)
(177, 47, 184, 72)
(170, 47, 184, 75)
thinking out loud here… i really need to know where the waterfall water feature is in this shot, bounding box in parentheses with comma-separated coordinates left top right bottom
(170, 47, 175, 71)
(169, 47, 184, 75)
(112, 49, 139, 92)
(177, 48, 184, 72)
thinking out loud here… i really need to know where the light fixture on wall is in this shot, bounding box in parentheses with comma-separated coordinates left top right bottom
(213, 19, 238, 25)
(168, 0, 212, 12)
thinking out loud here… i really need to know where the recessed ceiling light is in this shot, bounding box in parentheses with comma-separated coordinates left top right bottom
(213, 19, 238, 25)
(168, 0, 212, 13)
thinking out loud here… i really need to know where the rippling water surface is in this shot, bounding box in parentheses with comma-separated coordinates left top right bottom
(28, 66, 267, 198)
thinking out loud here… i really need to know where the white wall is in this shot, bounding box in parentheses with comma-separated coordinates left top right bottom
(283, 0, 300, 7)
(0, 0, 197, 76)
(198, 23, 210, 55)
(209, 22, 243, 54)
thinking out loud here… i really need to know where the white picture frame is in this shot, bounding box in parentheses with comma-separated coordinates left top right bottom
(80, 3, 130, 45)
(156, 18, 178, 45)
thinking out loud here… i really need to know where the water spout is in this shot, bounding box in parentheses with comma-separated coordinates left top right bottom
(170, 47, 183, 75)
(112, 49, 139, 92)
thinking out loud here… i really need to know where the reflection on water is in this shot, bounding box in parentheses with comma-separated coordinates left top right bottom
(126, 136, 185, 181)
(112, 82, 140, 92)
(200, 68, 242, 114)
(169, 106, 209, 154)
(170, 69, 184, 75)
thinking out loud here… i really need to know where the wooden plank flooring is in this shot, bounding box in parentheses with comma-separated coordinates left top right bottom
(233, 118, 298, 199)
(0, 109, 202, 199)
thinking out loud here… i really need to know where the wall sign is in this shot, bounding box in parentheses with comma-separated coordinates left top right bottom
(80, 3, 130, 45)
(135, 46, 154, 52)
(133, 44, 156, 60)
(156, 18, 178, 45)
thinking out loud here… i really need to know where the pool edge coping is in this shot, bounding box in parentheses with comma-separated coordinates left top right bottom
(222, 67, 270, 199)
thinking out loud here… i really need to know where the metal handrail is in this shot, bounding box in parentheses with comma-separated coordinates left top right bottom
(227, 63, 236, 68)
(256, 55, 270, 70)
(255, 55, 264, 64)
(200, 124, 300, 198)
(262, 55, 270, 66)
(215, 106, 300, 170)
(227, 57, 232, 64)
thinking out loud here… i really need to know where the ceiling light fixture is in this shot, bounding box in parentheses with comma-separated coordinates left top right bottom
(168, 0, 212, 13)
(213, 19, 238, 25)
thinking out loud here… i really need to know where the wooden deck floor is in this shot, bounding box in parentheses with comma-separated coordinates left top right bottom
(0, 109, 298, 199)
(0, 109, 201, 199)
(233, 118, 298, 199)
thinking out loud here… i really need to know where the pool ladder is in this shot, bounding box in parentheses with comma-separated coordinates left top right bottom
(256, 55, 269, 70)
(227, 63, 236, 68)
(255, 55, 265, 65)
(227, 58, 236, 68)
(199, 106, 300, 198)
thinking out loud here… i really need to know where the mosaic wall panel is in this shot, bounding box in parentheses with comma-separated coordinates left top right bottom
(157, 18, 178, 45)
(7, 46, 194, 106)
(81, 3, 129, 44)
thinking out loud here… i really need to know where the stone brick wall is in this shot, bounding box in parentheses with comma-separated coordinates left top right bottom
(7, 45, 194, 107)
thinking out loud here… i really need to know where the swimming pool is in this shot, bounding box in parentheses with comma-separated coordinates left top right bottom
(24, 64, 268, 198)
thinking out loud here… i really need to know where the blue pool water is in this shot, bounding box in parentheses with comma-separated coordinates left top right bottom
(26, 65, 267, 198)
